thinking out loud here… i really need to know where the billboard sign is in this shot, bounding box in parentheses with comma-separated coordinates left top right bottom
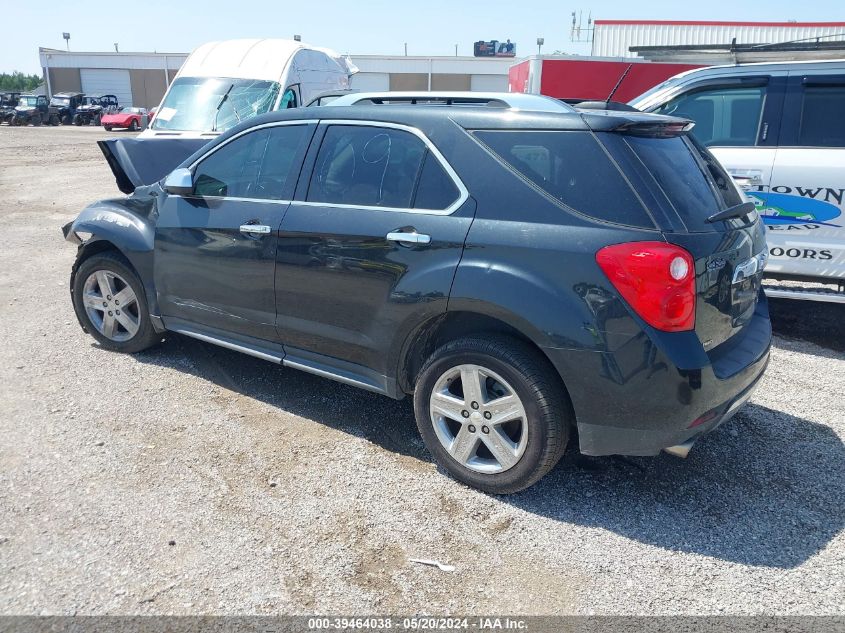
(474, 40, 516, 57)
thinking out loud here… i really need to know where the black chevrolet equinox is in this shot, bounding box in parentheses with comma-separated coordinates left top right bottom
(64, 93, 771, 493)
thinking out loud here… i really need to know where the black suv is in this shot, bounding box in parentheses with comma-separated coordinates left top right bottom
(63, 94, 771, 493)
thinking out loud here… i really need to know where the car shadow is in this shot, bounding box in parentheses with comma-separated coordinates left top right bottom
(133, 334, 845, 569)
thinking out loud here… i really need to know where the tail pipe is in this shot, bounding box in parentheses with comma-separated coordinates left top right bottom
(663, 438, 696, 459)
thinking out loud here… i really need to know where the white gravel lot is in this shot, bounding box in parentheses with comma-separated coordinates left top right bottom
(0, 125, 843, 616)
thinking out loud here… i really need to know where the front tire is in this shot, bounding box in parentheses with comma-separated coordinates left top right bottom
(104, 125, 113, 131)
(72, 252, 162, 353)
(129, 119, 138, 131)
(413, 336, 569, 494)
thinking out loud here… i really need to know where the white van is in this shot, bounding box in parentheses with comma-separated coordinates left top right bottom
(631, 60, 845, 303)
(141, 39, 357, 138)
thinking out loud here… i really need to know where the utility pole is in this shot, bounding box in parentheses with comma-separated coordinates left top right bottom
(404, 42, 408, 56)
(455, 44, 458, 56)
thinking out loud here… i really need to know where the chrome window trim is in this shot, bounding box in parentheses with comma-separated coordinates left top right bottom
(299, 119, 469, 216)
(189, 119, 318, 170)
(183, 119, 318, 203)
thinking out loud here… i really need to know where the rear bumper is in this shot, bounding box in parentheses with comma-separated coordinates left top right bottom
(543, 299, 772, 456)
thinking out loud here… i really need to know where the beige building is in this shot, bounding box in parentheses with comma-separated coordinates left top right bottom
(39, 47, 512, 109)
(40, 48, 186, 109)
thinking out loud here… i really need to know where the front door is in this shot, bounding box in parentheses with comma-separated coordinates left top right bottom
(155, 122, 314, 341)
(275, 122, 475, 378)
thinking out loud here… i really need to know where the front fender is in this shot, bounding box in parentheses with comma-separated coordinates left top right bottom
(63, 195, 158, 314)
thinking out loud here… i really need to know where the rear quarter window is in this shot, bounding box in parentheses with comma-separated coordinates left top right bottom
(473, 130, 654, 229)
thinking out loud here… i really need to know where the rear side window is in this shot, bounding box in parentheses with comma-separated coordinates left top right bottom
(473, 130, 654, 228)
(307, 125, 461, 211)
(308, 125, 426, 208)
(796, 83, 845, 147)
(653, 85, 766, 147)
(413, 153, 460, 209)
(623, 135, 728, 230)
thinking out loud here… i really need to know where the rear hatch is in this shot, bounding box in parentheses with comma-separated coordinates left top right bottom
(583, 112, 767, 352)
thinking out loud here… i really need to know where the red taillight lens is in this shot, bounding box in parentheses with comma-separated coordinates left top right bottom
(596, 241, 696, 332)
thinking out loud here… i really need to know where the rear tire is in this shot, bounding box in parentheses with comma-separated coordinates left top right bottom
(413, 336, 569, 494)
(94, 114, 101, 126)
(72, 252, 163, 354)
(104, 125, 113, 131)
(32, 114, 42, 126)
(129, 119, 138, 131)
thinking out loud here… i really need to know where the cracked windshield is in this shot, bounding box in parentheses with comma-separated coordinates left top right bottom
(151, 77, 280, 132)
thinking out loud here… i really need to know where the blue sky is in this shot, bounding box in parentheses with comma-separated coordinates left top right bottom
(4, 0, 845, 73)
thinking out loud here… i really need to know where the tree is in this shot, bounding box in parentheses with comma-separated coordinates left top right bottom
(0, 71, 43, 92)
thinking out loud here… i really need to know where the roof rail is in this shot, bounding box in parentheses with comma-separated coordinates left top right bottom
(328, 91, 575, 113)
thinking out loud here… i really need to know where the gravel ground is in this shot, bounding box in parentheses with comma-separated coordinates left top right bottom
(0, 125, 843, 616)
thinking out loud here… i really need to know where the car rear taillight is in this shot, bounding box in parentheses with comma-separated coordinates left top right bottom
(596, 241, 696, 332)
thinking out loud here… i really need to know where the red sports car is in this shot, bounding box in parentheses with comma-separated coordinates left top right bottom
(101, 107, 148, 131)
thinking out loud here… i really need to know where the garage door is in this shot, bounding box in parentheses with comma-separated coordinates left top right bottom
(80, 69, 133, 108)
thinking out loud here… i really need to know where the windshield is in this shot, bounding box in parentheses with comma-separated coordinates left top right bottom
(50, 97, 70, 106)
(628, 76, 684, 108)
(19, 96, 37, 106)
(151, 77, 281, 132)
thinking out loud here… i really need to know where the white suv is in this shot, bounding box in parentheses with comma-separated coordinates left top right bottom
(631, 59, 845, 303)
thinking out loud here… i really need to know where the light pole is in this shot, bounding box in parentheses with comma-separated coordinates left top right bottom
(63, 32, 70, 52)
(537, 37, 544, 55)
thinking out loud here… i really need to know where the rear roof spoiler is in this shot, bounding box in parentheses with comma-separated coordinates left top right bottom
(98, 137, 208, 194)
(580, 110, 694, 136)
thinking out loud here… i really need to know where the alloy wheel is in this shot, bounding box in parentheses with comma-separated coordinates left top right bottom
(81, 270, 140, 342)
(428, 364, 528, 474)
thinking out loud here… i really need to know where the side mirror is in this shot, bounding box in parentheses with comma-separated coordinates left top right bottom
(164, 168, 193, 196)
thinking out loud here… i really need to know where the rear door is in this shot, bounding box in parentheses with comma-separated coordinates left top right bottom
(764, 71, 845, 280)
(275, 121, 475, 378)
(155, 122, 314, 341)
(650, 74, 786, 203)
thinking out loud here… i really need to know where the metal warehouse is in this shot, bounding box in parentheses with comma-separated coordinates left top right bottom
(39, 47, 511, 109)
(592, 20, 845, 58)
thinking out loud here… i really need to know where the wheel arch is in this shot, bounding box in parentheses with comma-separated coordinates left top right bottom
(66, 201, 158, 315)
(395, 308, 577, 427)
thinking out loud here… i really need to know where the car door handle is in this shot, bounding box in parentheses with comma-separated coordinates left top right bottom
(386, 231, 431, 245)
(728, 169, 764, 187)
(239, 224, 271, 235)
